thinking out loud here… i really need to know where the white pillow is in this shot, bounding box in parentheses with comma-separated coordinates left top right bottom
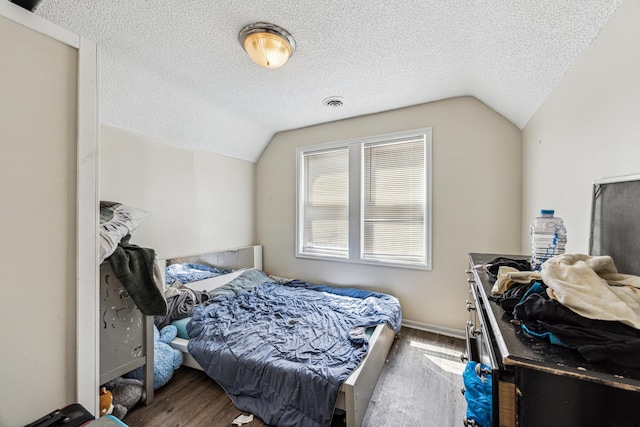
(99, 201, 150, 263)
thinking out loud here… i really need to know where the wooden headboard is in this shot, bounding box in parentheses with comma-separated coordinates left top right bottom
(161, 244, 263, 272)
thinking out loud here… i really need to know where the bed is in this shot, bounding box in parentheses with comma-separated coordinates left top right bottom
(159, 245, 401, 427)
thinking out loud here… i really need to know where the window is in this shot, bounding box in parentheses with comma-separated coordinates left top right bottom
(296, 128, 432, 269)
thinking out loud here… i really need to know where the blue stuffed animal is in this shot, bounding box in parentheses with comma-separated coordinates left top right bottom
(126, 324, 183, 390)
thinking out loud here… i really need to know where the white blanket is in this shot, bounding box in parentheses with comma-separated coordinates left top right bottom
(541, 254, 640, 329)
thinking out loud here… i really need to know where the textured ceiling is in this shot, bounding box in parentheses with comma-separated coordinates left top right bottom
(34, 0, 622, 162)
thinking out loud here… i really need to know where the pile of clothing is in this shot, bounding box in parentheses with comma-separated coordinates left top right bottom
(486, 254, 640, 368)
(154, 263, 231, 329)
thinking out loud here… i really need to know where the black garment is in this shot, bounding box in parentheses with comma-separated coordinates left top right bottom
(489, 281, 537, 314)
(108, 234, 167, 316)
(514, 292, 640, 367)
(484, 257, 532, 281)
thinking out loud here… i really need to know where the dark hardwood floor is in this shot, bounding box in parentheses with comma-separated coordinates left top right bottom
(124, 327, 466, 427)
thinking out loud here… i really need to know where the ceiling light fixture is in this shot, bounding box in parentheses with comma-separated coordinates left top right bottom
(239, 22, 296, 69)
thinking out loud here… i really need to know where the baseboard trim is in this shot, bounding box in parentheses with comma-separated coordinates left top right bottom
(402, 319, 465, 340)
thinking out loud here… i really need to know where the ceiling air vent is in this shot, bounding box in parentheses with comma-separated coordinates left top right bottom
(10, 0, 43, 11)
(323, 97, 344, 108)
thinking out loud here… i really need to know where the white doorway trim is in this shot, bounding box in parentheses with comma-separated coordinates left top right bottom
(0, 1, 100, 416)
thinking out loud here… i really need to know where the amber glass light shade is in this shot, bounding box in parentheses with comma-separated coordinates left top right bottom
(239, 23, 296, 69)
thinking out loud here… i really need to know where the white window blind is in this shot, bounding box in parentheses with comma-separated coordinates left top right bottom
(363, 138, 425, 263)
(296, 128, 431, 269)
(302, 148, 349, 257)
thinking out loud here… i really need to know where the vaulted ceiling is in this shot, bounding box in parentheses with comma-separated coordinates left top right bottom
(35, 0, 622, 162)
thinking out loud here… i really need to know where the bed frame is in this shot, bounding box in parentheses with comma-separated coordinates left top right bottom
(160, 244, 397, 427)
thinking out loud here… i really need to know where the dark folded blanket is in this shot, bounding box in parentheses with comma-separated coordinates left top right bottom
(108, 234, 167, 316)
(154, 282, 207, 329)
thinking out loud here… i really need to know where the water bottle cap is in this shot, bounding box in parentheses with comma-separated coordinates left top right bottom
(540, 209, 555, 215)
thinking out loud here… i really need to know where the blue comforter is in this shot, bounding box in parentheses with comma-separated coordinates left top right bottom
(187, 269, 401, 427)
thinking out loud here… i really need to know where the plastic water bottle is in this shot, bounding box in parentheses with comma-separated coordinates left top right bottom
(530, 209, 567, 270)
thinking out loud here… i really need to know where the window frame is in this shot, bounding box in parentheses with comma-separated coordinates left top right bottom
(295, 128, 432, 270)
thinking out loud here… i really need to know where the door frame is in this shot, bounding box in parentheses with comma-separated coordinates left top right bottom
(0, 2, 100, 416)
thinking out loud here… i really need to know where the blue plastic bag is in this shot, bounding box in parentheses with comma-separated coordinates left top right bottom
(462, 361, 493, 427)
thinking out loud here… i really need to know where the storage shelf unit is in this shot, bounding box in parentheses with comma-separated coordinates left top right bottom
(99, 262, 154, 404)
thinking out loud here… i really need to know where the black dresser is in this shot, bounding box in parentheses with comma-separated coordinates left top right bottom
(464, 252, 640, 427)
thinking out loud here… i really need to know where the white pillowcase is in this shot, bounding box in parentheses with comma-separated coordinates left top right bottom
(99, 201, 150, 263)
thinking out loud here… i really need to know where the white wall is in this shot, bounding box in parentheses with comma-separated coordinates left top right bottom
(522, 0, 640, 255)
(256, 97, 522, 332)
(100, 125, 256, 259)
(0, 14, 78, 425)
